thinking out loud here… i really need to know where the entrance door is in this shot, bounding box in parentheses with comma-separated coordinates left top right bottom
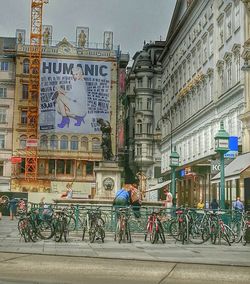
(244, 178, 250, 211)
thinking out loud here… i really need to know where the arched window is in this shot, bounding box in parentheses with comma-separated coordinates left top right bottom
(81, 137, 88, 151)
(40, 135, 48, 149)
(19, 135, 27, 149)
(23, 59, 29, 74)
(60, 135, 68, 150)
(92, 137, 101, 152)
(22, 84, 28, 100)
(137, 119, 142, 134)
(50, 135, 58, 149)
(70, 136, 78, 150)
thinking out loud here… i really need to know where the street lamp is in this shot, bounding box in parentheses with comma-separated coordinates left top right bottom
(156, 114, 173, 152)
(170, 146, 180, 205)
(214, 121, 229, 210)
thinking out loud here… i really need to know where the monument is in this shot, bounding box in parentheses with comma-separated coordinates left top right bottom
(94, 119, 122, 199)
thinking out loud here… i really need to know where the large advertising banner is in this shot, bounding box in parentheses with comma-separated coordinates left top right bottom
(40, 58, 111, 134)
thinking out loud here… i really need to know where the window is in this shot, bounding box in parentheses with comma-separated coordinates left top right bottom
(218, 19, 224, 46)
(0, 134, 5, 149)
(147, 98, 152, 110)
(147, 123, 152, 134)
(60, 135, 68, 150)
(0, 161, 3, 176)
(21, 111, 27, 124)
(226, 59, 232, 89)
(137, 119, 142, 134)
(22, 84, 28, 99)
(48, 159, 55, 174)
(209, 30, 214, 56)
(81, 137, 88, 151)
(19, 135, 27, 149)
(137, 78, 142, 88)
(235, 52, 240, 83)
(137, 98, 142, 110)
(86, 161, 93, 175)
(203, 36, 208, 63)
(208, 75, 213, 102)
(136, 144, 142, 156)
(92, 138, 101, 152)
(40, 135, 48, 149)
(218, 66, 224, 93)
(0, 108, 7, 123)
(226, 10, 232, 39)
(70, 136, 78, 150)
(23, 59, 29, 74)
(0, 62, 8, 71)
(50, 135, 58, 149)
(56, 160, 65, 174)
(76, 161, 83, 176)
(148, 78, 152, 88)
(197, 44, 202, 67)
(0, 87, 7, 98)
(234, 1, 240, 30)
(66, 160, 73, 174)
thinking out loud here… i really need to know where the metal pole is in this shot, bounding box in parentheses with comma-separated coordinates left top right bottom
(165, 117, 173, 153)
(220, 152, 225, 209)
(171, 166, 176, 197)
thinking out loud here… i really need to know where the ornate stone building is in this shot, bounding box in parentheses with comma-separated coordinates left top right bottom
(0, 37, 16, 191)
(124, 41, 165, 200)
(159, 0, 246, 207)
(11, 35, 128, 195)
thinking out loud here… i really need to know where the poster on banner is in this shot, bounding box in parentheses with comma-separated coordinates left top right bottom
(39, 58, 111, 134)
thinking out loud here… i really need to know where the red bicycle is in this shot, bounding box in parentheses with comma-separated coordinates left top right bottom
(144, 210, 166, 244)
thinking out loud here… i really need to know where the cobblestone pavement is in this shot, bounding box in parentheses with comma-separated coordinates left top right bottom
(0, 216, 250, 267)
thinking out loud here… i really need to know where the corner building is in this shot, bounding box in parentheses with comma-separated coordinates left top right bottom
(159, 0, 246, 207)
(11, 38, 125, 195)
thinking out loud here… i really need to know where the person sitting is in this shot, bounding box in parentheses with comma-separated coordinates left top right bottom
(210, 198, 219, 211)
(130, 184, 142, 218)
(233, 197, 244, 213)
(113, 185, 130, 208)
(197, 199, 205, 209)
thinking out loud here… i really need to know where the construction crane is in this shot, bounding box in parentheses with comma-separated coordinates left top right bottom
(25, 0, 48, 180)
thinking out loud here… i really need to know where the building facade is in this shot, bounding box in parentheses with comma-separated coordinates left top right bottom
(159, 0, 246, 207)
(0, 38, 16, 192)
(10, 35, 128, 195)
(124, 41, 165, 200)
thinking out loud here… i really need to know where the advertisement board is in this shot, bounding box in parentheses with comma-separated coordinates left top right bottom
(39, 58, 111, 134)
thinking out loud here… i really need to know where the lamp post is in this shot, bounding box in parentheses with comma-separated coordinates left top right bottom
(170, 146, 180, 205)
(214, 121, 229, 210)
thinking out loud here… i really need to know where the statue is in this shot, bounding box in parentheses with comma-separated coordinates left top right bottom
(43, 27, 50, 45)
(17, 32, 23, 44)
(78, 30, 86, 48)
(97, 118, 113, 161)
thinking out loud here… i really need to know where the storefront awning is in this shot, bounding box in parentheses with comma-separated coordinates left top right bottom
(211, 152, 250, 183)
(146, 180, 171, 192)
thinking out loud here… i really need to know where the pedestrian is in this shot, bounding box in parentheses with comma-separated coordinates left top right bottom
(233, 197, 244, 212)
(113, 184, 131, 208)
(163, 187, 173, 217)
(130, 184, 142, 218)
(210, 198, 219, 211)
(66, 183, 73, 199)
(197, 199, 205, 209)
(9, 197, 18, 220)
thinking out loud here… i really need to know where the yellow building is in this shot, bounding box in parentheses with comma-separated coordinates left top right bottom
(11, 37, 127, 196)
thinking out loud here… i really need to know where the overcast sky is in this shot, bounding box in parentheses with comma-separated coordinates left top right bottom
(0, 0, 176, 64)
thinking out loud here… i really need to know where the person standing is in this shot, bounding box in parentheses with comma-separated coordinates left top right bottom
(0, 196, 4, 220)
(233, 197, 244, 212)
(210, 198, 219, 211)
(9, 197, 18, 220)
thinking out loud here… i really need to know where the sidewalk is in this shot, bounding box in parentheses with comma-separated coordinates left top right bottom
(0, 216, 250, 267)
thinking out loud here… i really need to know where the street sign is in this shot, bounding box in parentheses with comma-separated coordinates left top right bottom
(26, 139, 38, 147)
(10, 157, 22, 164)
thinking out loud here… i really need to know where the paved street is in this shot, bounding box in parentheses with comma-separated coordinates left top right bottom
(0, 216, 250, 268)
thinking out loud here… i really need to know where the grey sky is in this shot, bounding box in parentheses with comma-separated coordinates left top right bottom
(0, 0, 176, 64)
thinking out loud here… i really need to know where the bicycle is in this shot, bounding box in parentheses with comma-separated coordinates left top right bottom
(82, 207, 105, 243)
(52, 209, 69, 242)
(114, 207, 132, 243)
(144, 209, 165, 244)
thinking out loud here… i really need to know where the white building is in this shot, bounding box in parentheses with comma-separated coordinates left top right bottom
(159, 0, 247, 207)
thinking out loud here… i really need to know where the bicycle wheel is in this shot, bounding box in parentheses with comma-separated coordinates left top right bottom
(210, 223, 217, 244)
(54, 221, 63, 242)
(18, 219, 30, 242)
(63, 222, 69, 243)
(150, 224, 159, 244)
(82, 220, 87, 241)
(67, 216, 76, 231)
(189, 223, 206, 245)
(89, 227, 96, 243)
(223, 224, 235, 244)
(231, 222, 242, 243)
(38, 220, 53, 240)
(126, 222, 132, 243)
(99, 227, 105, 243)
(169, 220, 181, 241)
(158, 222, 166, 244)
